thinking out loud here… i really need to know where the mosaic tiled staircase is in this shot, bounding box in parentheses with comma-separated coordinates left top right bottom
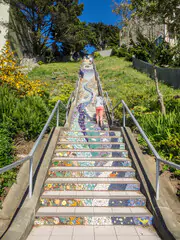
(34, 63, 153, 226)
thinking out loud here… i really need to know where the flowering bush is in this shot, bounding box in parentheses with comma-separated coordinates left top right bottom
(0, 41, 46, 96)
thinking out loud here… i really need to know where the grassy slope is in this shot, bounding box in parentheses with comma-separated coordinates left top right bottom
(95, 56, 180, 109)
(28, 61, 80, 102)
(95, 56, 180, 174)
(28, 62, 80, 82)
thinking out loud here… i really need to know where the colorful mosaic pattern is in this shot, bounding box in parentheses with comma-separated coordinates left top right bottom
(55, 151, 128, 158)
(63, 131, 122, 137)
(44, 183, 140, 191)
(60, 136, 124, 143)
(34, 216, 153, 226)
(51, 160, 132, 167)
(56, 143, 125, 150)
(48, 170, 135, 178)
(40, 198, 146, 207)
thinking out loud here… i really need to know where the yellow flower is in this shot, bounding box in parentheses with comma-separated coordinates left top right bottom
(62, 200, 67, 206)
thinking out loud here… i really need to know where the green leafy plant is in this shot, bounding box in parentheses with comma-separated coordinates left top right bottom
(0, 127, 16, 208)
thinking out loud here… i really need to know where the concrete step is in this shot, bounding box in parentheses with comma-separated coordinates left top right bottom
(48, 166, 135, 178)
(42, 190, 144, 197)
(51, 158, 132, 167)
(46, 177, 139, 184)
(44, 178, 140, 191)
(34, 207, 153, 226)
(55, 149, 128, 153)
(36, 207, 150, 216)
(56, 143, 126, 150)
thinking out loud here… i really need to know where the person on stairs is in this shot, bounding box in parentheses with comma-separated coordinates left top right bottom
(94, 94, 104, 128)
(79, 68, 84, 82)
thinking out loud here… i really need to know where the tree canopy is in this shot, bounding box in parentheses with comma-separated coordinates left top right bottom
(131, 0, 180, 36)
(87, 22, 120, 51)
(2, 0, 84, 57)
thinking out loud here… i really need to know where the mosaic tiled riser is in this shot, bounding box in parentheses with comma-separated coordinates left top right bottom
(57, 144, 125, 150)
(63, 137, 124, 143)
(51, 160, 132, 167)
(40, 198, 146, 207)
(48, 170, 135, 178)
(64, 132, 121, 137)
(44, 183, 140, 191)
(55, 151, 128, 158)
(34, 216, 153, 226)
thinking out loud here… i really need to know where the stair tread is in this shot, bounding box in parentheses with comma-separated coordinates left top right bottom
(62, 130, 121, 133)
(42, 190, 145, 198)
(58, 142, 125, 145)
(52, 157, 131, 161)
(36, 207, 151, 216)
(59, 136, 122, 139)
(55, 149, 128, 152)
(49, 167, 135, 171)
(46, 177, 139, 183)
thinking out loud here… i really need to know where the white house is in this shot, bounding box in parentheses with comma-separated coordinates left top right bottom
(0, 1, 9, 51)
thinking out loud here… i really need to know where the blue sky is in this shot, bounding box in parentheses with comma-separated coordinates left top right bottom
(79, 0, 120, 26)
(79, 0, 120, 53)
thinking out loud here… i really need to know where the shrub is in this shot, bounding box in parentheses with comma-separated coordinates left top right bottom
(125, 53, 133, 62)
(138, 110, 180, 165)
(0, 41, 46, 97)
(38, 61, 44, 65)
(13, 96, 50, 140)
(0, 86, 18, 123)
(0, 127, 14, 168)
(0, 127, 16, 208)
(130, 46, 149, 62)
(0, 86, 50, 140)
(94, 52, 101, 58)
(112, 47, 128, 58)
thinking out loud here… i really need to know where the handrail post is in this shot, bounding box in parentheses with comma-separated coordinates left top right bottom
(156, 158, 160, 200)
(112, 110, 114, 126)
(56, 104, 59, 127)
(123, 105, 126, 127)
(29, 156, 33, 198)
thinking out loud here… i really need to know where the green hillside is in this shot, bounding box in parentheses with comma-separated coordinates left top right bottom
(96, 56, 180, 179)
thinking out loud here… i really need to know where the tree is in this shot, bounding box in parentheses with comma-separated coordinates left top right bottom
(87, 22, 119, 51)
(131, 0, 180, 39)
(55, 21, 92, 57)
(112, 0, 133, 28)
(112, 0, 134, 46)
(1, 0, 84, 57)
(112, 0, 167, 115)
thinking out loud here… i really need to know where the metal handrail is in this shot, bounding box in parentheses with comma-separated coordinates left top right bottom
(93, 63, 113, 125)
(0, 99, 72, 198)
(104, 91, 114, 124)
(121, 100, 180, 200)
(66, 91, 75, 121)
(0, 156, 31, 174)
(112, 100, 121, 112)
